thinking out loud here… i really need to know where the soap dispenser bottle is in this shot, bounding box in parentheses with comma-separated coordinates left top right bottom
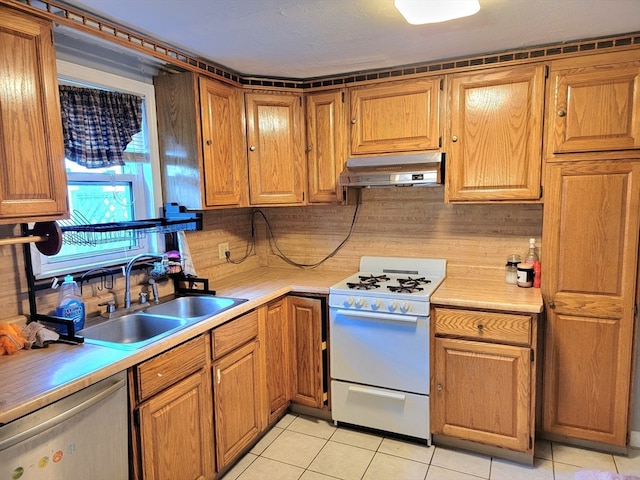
(55, 275, 85, 335)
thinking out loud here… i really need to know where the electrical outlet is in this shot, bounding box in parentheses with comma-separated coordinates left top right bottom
(218, 242, 229, 260)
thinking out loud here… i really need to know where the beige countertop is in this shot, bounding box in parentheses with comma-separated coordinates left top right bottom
(0, 266, 543, 425)
(432, 268, 544, 314)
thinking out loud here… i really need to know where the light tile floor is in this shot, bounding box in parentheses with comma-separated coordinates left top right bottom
(220, 413, 640, 480)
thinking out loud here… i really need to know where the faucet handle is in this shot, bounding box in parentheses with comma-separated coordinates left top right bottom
(98, 300, 117, 315)
(139, 291, 149, 304)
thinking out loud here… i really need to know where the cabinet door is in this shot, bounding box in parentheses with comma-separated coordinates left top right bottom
(288, 296, 324, 408)
(245, 92, 305, 205)
(542, 160, 640, 446)
(265, 299, 290, 422)
(138, 370, 215, 480)
(199, 77, 247, 206)
(213, 340, 261, 470)
(432, 337, 532, 453)
(446, 64, 545, 202)
(547, 52, 640, 155)
(0, 6, 67, 221)
(350, 78, 441, 155)
(306, 90, 347, 204)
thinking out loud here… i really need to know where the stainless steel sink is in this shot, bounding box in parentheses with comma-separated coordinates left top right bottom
(79, 295, 247, 350)
(144, 295, 246, 320)
(79, 313, 186, 350)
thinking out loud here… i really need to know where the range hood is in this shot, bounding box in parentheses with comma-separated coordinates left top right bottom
(339, 152, 444, 188)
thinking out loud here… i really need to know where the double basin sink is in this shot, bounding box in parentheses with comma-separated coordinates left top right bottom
(79, 295, 247, 350)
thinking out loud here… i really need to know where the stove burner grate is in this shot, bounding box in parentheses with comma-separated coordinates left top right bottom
(359, 274, 390, 283)
(397, 276, 432, 287)
(347, 281, 380, 290)
(388, 285, 424, 294)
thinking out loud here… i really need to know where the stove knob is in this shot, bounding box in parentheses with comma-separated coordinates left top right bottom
(401, 302, 411, 313)
(356, 298, 366, 308)
(389, 301, 398, 312)
(372, 299, 382, 310)
(345, 297, 355, 307)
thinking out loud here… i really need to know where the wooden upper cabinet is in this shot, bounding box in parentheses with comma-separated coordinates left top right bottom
(306, 90, 347, 204)
(546, 50, 640, 159)
(154, 72, 247, 209)
(349, 78, 441, 155)
(245, 91, 306, 205)
(199, 77, 247, 206)
(446, 64, 546, 202)
(0, 6, 68, 222)
(542, 160, 640, 446)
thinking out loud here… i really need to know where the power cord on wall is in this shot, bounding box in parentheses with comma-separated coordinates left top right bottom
(226, 189, 361, 269)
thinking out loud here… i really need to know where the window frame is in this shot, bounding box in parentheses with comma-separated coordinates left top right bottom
(30, 60, 164, 279)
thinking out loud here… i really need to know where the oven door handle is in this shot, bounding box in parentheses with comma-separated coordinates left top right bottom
(348, 385, 407, 401)
(335, 309, 419, 323)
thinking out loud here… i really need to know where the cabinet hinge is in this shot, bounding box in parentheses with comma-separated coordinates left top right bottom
(341, 91, 345, 103)
(539, 185, 543, 199)
(529, 436, 533, 450)
(133, 408, 140, 427)
(530, 349, 535, 362)
(299, 96, 302, 107)
(439, 78, 444, 91)
(635, 303, 638, 318)
(439, 136, 442, 148)
(544, 65, 549, 78)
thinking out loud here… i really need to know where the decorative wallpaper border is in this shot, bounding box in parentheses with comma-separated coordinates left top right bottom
(7, 0, 640, 89)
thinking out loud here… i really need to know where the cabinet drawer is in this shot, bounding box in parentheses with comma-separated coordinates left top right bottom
(212, 309, 259, 358)
(135, 335, 207, 401)
(433, 308, 531, 345)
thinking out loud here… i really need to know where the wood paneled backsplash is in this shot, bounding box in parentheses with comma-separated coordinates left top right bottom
(1, 190, 542, 320)
(252, 188, 543, 275)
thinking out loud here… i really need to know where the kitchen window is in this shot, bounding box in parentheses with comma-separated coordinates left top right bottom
(31, 60, 164, 279)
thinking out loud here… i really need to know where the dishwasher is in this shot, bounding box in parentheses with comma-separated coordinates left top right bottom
(0, 371, 128, 480)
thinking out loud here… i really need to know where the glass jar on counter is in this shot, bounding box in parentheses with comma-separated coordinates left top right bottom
(505, 254, 521, 284)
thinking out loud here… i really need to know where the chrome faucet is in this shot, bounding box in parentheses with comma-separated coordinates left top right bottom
(124, 253, 166, 308)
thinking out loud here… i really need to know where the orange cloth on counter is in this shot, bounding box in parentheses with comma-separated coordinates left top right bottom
(0, 321, 27, 355)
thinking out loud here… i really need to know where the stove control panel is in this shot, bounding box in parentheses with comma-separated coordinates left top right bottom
(329, 293, 429, 317)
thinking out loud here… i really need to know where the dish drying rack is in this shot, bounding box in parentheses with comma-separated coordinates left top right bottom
(58, 203, 202, 247)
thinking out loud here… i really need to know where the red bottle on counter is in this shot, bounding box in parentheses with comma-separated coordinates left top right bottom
(533, 261, 541, 288)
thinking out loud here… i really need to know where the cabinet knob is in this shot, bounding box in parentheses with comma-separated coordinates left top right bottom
(307, 143, 313, 153)
(436, 384, 443, 392)
(557, 110, 566, 117)
(249, 145, 256, 151)
(477, 324, 484, 331)
(206, 139, 212, 146)
(351, 118, 356, 124)
(452, 135, 458, 142)
(549, 300, 556, 309)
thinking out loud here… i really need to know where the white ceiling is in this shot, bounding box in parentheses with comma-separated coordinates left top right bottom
(59, 0, 640, 79)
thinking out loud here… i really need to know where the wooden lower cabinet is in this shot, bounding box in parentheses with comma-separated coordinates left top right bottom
(431, 307, 538, 462)
(288, 295, 326, 408)
(542, 160, 640, 446)
(138, 370, 215, 480)
(212, 311, 262, 471)
(131, 335, 215, 480)
(264, 299, 290, 423)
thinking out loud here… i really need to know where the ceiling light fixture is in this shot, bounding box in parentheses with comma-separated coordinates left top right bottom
(394, 0, 481, 25)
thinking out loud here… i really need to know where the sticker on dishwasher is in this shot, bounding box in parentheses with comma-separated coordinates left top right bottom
(37, 456, 49, 468)
(10, 467, 24, 479)
(53, 450, 63, 463)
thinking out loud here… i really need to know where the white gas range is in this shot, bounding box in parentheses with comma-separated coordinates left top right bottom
(329, 256, 446, 442)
